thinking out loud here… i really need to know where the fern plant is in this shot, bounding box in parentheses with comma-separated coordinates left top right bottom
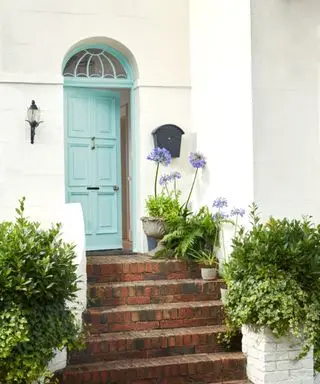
(157, 206, 219, 259)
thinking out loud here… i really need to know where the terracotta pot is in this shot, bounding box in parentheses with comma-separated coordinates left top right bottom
(201, 267, 218, 280)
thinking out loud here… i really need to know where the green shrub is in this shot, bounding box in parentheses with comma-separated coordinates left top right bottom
(224, 204, 320, 369)
(0, 198, 83, 384)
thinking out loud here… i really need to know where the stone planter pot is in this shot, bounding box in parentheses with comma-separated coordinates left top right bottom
(242, 325, 314, 384)
(141, 217, 166, 256)
(201, 267, 218, 280)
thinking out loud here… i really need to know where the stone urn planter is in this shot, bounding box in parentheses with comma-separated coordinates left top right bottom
(141, 216, 166, 255)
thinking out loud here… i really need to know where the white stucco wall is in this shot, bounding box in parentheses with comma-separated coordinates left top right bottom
(0, 0, 191, 251)
(252, 0, 320, 220)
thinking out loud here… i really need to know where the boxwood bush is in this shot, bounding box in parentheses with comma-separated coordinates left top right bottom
(224, 204, 320, 370)
(0, 198, 83, 383)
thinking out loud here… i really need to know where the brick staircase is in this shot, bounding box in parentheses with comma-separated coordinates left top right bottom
(59, 254, 246, 384)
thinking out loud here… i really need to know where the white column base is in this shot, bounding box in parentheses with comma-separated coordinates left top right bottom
(242, 325, 314, 384)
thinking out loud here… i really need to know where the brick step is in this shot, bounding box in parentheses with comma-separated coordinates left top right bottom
(69, 325, 228, 364)
(60, 352, 246, 384)
(84, 301, 224, 333)
(88, 279, 225, 307)
(213, 382, 249, 384)
(87, 255, 201, 283)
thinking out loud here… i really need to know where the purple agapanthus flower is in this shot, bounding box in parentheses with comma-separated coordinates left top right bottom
(147, 147, 171, 166)
(213, 212, 229, 220)
(159, 171, 182, 186)
(213, 197, 228, 209)
(230, 208, 245, 218)
(189, 152, 206, 169)
(159, 174, 171, 186)
(170, 171, 181, 180)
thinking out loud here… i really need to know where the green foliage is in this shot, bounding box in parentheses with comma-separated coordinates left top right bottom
(145, 193, 181, 221)
(224, 204, 320, 370)
(157, 206, 219, 259)
(0, 198, 83, 384)
(190, 249, 218, 267)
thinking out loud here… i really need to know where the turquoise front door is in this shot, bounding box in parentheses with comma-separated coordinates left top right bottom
(65, 87, 122, 250)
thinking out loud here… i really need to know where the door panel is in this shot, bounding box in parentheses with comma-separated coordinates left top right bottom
(94, 96, 117, 138)
(67, 95, 91, 138)
(68, 142, 91, 187)
(95, 192, 118, 234)
(65, 87, 122, 250)
(95, 143, 117, 186)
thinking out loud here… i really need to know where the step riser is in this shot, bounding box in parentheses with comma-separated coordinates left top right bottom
(69, 333, 224, 364)
(61, 357, 245, 384)
(87, 261, 201, 283)
(88, 281, 224, 307)
(84, 306, 224, 334)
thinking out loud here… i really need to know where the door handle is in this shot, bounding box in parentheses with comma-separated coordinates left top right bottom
(113, 185, 119, 191)
(91, 137, 96, 150)
(87, 187, 100, 190)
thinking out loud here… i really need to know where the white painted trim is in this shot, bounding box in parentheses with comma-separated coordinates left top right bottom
(0, 73, 191, 89)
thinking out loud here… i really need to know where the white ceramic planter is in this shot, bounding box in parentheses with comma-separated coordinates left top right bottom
(201, 267, 218, 280)
(220, 288, 228, 304)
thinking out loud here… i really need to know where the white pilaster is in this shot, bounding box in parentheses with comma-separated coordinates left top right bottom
(189, 0, 254, 210)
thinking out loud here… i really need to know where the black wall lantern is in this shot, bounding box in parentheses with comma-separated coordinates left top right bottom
(26, 100, 42, 144)
(152, 124, 185, 158)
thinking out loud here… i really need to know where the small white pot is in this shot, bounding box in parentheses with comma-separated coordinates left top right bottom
(220, 288, 228, 304)
(201, 267, 218, 280)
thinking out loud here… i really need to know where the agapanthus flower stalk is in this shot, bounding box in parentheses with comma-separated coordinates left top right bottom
(147, 147, 172, 197)
(182, 152, 206, 214)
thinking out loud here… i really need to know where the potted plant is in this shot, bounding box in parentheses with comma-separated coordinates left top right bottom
(143, 191, 180, 253)
(191, 249, 218, 280)
(141, 147, 172, 251)
(223, 203, 320, 383)
(142, 149, 208, 255)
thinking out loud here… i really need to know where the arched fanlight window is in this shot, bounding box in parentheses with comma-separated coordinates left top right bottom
(63, 48, 128, 79)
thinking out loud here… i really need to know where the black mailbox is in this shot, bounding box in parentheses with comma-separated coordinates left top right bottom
(152, 124, 185, 158)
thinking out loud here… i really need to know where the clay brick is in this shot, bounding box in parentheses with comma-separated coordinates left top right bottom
(122, 263, 130, 274)
(130, 263, 139, 273)
(152, 263, 160, 273)
(127, 296, 151, 305)
(168, 336, 175, 347)
(183, 334, 192, 346)
(137, 263, 146, 273)
(131, 311, 140, 322)
(123, 273, 143, 281)
(145, 262, 153, 273)
(134, 321, 160, 331)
